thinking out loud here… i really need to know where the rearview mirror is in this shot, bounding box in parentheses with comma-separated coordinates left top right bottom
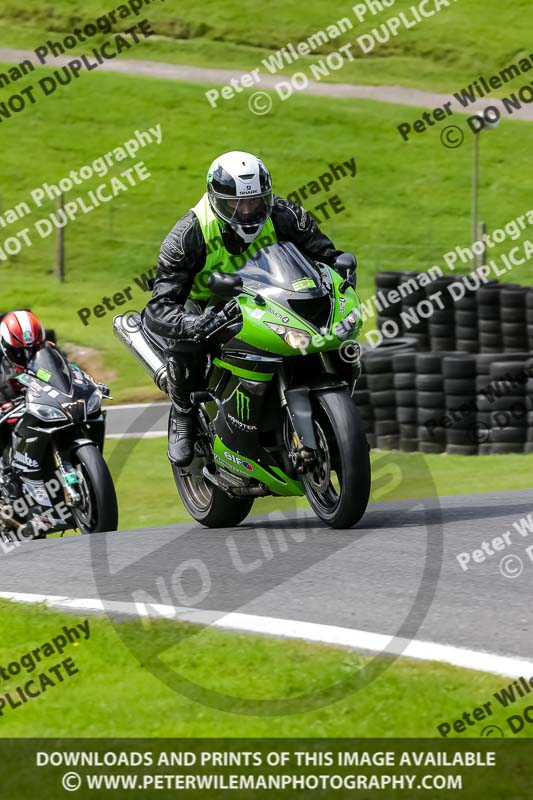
(335, 252, 357, 274)
(208, 272, 243, 297)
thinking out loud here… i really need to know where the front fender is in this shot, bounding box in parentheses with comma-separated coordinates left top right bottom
(284, 381, 348, 450)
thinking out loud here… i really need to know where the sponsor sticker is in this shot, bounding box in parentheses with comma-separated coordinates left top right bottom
(292, 278, 316, 291)
(223, 451, 254, 472)
(267, 307, 290, 324)
(36, 368, 52, 382)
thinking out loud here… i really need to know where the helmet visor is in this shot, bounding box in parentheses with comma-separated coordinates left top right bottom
(211, 191, 273, 228)
(2, 343, 39, 369)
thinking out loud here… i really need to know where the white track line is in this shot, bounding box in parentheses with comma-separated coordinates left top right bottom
(106, 403, 170, 411)
(106, 431, 167, 439)
(0, 591, 531, 679)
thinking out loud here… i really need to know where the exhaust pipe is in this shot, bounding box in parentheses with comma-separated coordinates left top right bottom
(113, 312, 167, 392)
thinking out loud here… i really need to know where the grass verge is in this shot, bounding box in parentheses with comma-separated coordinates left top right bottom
(0, 0, 531, 93)
(0, 598, 530, 737)
(103, 437, 533, 531)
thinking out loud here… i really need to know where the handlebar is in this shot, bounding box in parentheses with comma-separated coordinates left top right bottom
(203, 299, 243, 341)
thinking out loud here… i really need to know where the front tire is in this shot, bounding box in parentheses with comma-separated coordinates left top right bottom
(71, 444, 119, 534)
(173, 465, 254, 528)
(302, 389, 371, 529)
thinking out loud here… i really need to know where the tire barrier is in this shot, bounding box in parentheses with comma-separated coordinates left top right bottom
(352, 369, 375, 449)
(358, 341, 533, 455)
(416, 352, 448, 455)
(361, 338, 417, 451)
(393, 351, 417, 452)
(526, 290, 533, 353)
(374, 271, 533, 355)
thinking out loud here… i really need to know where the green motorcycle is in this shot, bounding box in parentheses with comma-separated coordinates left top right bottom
(114, 242, 371, 529)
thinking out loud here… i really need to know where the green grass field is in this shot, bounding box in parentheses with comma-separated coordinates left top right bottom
(0, 0, 531, 93)
(0, 598, 530, 738)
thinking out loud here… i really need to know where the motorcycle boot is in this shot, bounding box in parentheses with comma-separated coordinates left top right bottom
(166, 352, 201, 467)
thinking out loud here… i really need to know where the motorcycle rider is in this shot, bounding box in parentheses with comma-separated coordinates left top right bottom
(144, 151, 357, 467)
(0, 311, 47, 403)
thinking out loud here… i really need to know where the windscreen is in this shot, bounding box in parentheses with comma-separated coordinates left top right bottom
(237, 241, 326, 295)
(26, 344, 73, 394)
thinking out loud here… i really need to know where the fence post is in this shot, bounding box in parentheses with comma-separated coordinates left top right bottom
(476, 220, 486, 269)
(56, 193, 65, 282)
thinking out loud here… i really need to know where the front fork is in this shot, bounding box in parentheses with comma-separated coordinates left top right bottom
(53, 447, 82, 508)
(278, 370, 317, 474)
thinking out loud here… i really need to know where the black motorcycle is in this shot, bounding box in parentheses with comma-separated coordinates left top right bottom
(0, 342, 118, 542)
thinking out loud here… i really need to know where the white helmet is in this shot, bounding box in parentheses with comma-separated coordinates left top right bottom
(207, 151, 273, 244)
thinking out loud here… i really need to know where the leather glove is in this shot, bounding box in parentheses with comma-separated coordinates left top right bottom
(180, 310, 224, 342)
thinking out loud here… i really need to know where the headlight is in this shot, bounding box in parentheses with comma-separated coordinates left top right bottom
(285, 329, 311, 349)
(27, 402, 68, 422)
(86, 390, 102, 415)
(265, 322, 311, 349)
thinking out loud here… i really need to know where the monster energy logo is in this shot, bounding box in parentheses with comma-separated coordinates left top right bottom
(235, 389, 251, 422)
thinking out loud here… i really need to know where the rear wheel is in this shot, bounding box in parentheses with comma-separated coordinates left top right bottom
(71, 445, 118, 534)
(301, 389, 371, 529)
(173, 463, 254, 528)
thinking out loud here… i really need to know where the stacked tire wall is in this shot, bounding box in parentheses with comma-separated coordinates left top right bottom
(364, 339, 417, 451)
(372, 272, 532, 354)
(394, 352, 417, 452)
(357, 347, 533, 456)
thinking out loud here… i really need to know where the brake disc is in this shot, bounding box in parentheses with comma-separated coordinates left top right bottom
(305, 422, 330, 493)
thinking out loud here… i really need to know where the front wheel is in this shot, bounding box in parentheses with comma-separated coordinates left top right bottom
(301, 389, 371, 529)
(173, 465, 254, 528)
(71, 444, 119, 534)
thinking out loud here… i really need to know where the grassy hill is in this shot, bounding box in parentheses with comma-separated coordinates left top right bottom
(0, 0, 531, 92)
(0, 64, 531, 397)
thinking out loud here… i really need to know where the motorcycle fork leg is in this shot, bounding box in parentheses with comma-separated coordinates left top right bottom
(53, 448, 81, 506)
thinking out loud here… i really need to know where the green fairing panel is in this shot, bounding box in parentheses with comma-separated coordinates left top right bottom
(233, 268, 362, 356)
(213, 436, 304, 497)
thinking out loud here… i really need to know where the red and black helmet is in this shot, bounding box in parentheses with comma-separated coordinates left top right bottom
(0, 310, 46, 370)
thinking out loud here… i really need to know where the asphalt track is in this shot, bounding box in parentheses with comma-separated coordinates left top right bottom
(1, 489, 532, 675)
(106, 401, 169, 438)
